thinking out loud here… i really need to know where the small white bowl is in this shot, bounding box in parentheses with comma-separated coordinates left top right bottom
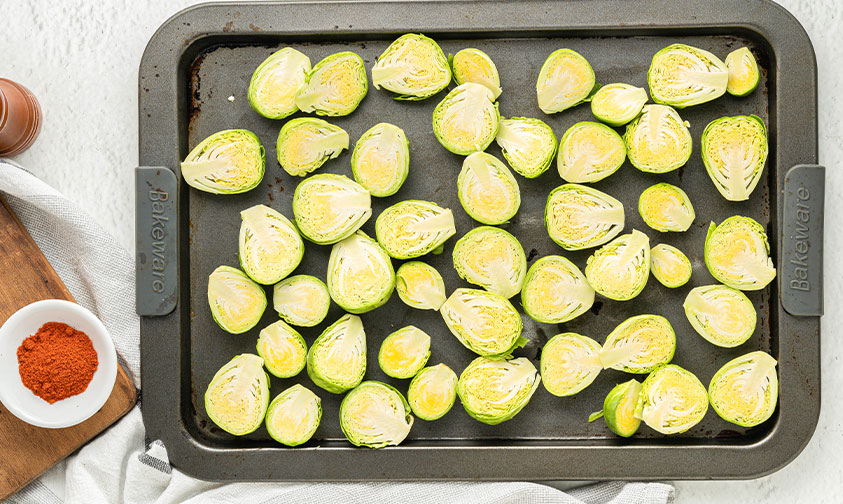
(0, 299, 117, 428)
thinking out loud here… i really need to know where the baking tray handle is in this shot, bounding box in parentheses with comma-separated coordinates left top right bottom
(781, 164, 825, 317)
(135, 166, 178, 317)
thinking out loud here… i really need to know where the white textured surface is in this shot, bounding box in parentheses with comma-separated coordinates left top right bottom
(2, 0, 840, 501)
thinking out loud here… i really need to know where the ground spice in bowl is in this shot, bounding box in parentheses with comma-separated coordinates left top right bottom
(16, 322, 99, 404)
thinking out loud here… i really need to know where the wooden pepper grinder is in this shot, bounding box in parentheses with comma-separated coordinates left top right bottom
(0, 78, 42, 157)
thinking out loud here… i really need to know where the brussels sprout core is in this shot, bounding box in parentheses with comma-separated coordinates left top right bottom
(273, 275, 330, 327)
(247, 47, 311, 119)
(292, 174, 372, 245)
(638, 183, 695, 232)
(545, 184, 625, 251)
(451, 48, 502, 99)
(701, 115, 768, 201)
(307, 314, 367, 394)
(327, 231, 395, 314)
(684, 284, 756, 347)
(238, 204, 304, 285)
(204, 354, 269, 436)
(588, 379, 642, 437)
(372, 33, 451, 100)
(340, 381, 414, 448)
(432, 83, 500, 155)
(536, 49, 596, 114)
(458, 152, 521, 225)
(407, 364, 458, 421)
(709, 351, 778, 427)
(557, 122, 626, 183)
(648, 43, 728, 108)
(725, 47, 760, 97)
(256, 320, 307, 378)
(704, 216, 776, 291)
(265, 384, 321, 447)
(440, 288, 525, 358)
(378, 326, 431, 379)
(650, 244, 692, 288)
(540, 333, 602, 397)
(457, 356, 540, 425)
(452, 226, 527, 298)
(623, 105, 692, 173)
(635, 364, 709, 434)
(294, 51, 368, 116)
(375, 200, 457, 259)
(521, 255, 594, 324)
(181, 129, 265, 194)
(590, 83, 648, 127)
(495, 117, 557, 178)
(351, 123, 410, 197)
(277, 118, 349, 177)
(395, 261, 447, 311)
(585, 230, 650, 301)
(599, 314, 676, 374)
(207, 265, 267, 334)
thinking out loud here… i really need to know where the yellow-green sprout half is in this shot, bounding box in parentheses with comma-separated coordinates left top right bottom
(590, 83, 648, 127)
(541, 333, 602, 397)
(557, 121, 626, 183)
(292, 174, 371, 245)
(521, 255, 594, 324)
(371, 33, 451, 100)
(599, 314, 676, 374)
(457, 356, 540, 425)
(638, 183, 695, 232)
(265, 384, 321, 447)
(647, 43, 728, 108)
(273, 275, 330, 327)
(623, 104, 692, 173)
(238, 204, 304, 285)
(181, 129, 264, 194)
(207, 266, 267, 334)
(585, 230, 650, 301)
(247, 47, 311, 119)
(450, 48, 502, 99)
(650, 244, 692, 288)
(495, 117, 557, 178)
(351, 123, 410, 197)
(306, 314, 367, 393)
(395, 261, 447, 310)
(327, 231, 395, 314)
(684, 284, 756, 348)
(204, 354, 269, 436)
(340, 381, 414, 449)
(276, 118, 349, 177)
(635, 364, 708, 434)
(701, 115, 768, 201)
(452, 226, 526, 299)
(709, 351, 778, 427)
(704, 216, 776, 291)
(378, 326, 431, 379)
(375, 200, 456, 259)
(725, 47, 760, 97)
(408, 364, 458, 421)
(536, 48, 596, 114)
(256, 320, 307, 378)
(588, 379, 642, 437)
(432, 83, 500, 156)
(458, 152, 520, 225)
(440, 288, 525, 358)
(545, 184, 625, 251)
(294, 51, 367, 116)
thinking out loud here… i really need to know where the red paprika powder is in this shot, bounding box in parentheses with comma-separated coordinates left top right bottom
(17, 322, 98, 404)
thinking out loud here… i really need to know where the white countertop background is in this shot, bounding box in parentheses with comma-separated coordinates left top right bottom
(3, 0, 841, 501)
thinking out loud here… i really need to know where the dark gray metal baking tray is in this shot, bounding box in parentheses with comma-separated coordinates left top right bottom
(137, 0, 822, 481)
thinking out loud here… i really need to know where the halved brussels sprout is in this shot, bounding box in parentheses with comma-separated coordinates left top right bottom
(375, 200, 456, 259)
(265, 384, 321, 447)
(709, 351, 778, 427)
(440, 288, 525, 358)
(432, 83, 500, 155)
(457, 356, 540, 425)
(452, 226, 526, 299)
(340, 381, 414, 448)
(638, 183, 695, 232)
(648, 43, 728, 108)
(204, 354, 269, 436)
(293, 51, 367, 116)
(494, 117, 557, 178)
(588, 379, 642, 437)
(541, 333, 602, 397)
(536, 49, 596, 114)
(450, 48, 502, 99)
(458, 152, 520, 225)
(378, 326, 431, 379)
(623, 104, 692, 173)
(395, 261, 447, 311)
(351, 123, 410, 197)
(273, 275, 330, 327)
(181, 129, 264, 194)
(371, 33, 451, 100)
(247, 47, 311, 119)
(650, 244, 692, 288)
(407, 364, 458, 421)
(545, 184, 625, 251)
(256, 320, 307, 378)
(585, 230, 650, 301)
(521, 255, 594, 324)
(238, 204, 304, 285)
(725, 47, 760, 97)
(306, 314, 367, 393)
(207, 265, 267, 334)
(276, 118, 349, 177)
(327, 231, 395, 314)
(701, 115, 768, 202)
(599, 314, 676, 374)
(590, 83, 648, 127)
(635, 364, 708, 434)
(557, 122, 626, 183)
(292, 174, 371, 245)
(704, 216, 776, 291)
(683, 284, 756, 347)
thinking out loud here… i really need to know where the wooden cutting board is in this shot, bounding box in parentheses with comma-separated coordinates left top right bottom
(0, 195, 137, 500)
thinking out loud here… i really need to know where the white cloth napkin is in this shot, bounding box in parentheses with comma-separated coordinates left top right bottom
(1, 159, 675, 504)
